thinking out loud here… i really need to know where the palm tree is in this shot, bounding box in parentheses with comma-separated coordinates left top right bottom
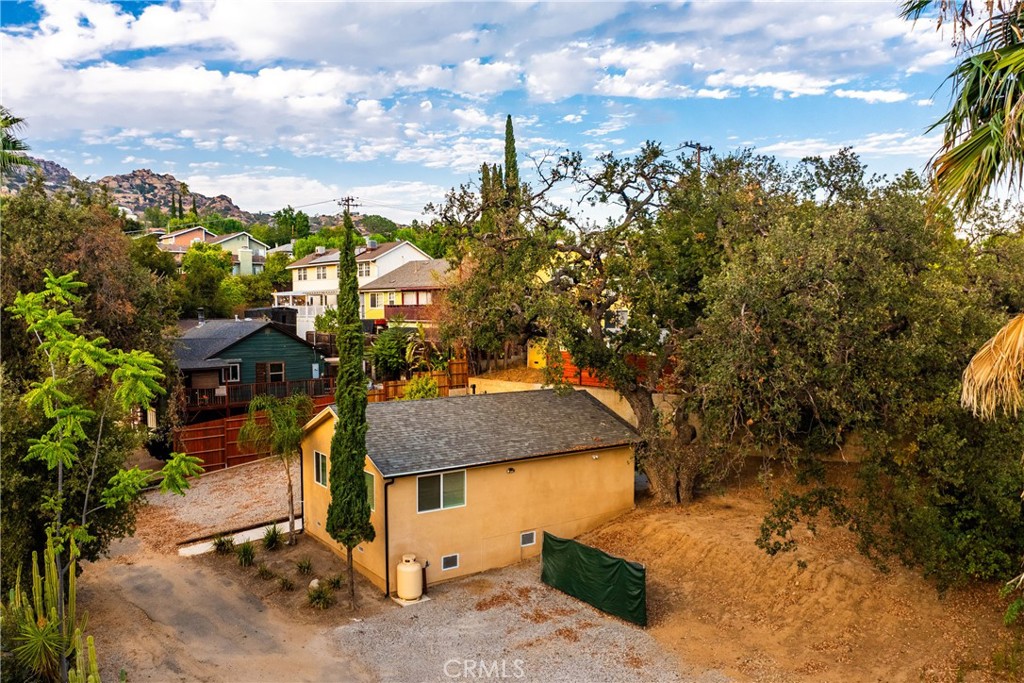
(237, 393, 314, 544)
(1, 105, 35, 176)
(961, 313, 1024, 419)
(901, 2, 1024, 213)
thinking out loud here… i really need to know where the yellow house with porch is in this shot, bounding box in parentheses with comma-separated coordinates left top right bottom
(300, 389, 638, 595)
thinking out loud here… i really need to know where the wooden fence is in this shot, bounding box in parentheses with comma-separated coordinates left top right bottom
(174, 394, 335, 470)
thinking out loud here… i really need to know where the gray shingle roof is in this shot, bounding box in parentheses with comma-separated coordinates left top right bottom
(173, 319, 277, 370)
(324, 389, 638, 478)
(360, 258, 449, 291)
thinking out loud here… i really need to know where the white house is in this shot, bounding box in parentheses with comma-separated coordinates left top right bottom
(273, 240, 431, 338)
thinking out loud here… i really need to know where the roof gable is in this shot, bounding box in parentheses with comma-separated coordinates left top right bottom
(355, 240, 429, 262)
(173, 319, 313, 370)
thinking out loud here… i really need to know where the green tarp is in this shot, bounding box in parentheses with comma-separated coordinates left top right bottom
(540, 532, 647, 627)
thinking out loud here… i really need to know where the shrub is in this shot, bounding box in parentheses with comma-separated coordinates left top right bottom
(212, 535, 234, 554)
(295, 557, 313, 575)
(256, 563, 274, 580)
(263, 525, 282, 551)
(325, 573, 344, 590)
(401, 374, 439, 401)
(307, 584, 335, 610)
(236, 540, 255, 567)
(278, 576, 294, 591)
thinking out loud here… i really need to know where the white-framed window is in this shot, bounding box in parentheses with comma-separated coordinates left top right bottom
(417, 470, 466, 513)
(314, 451, 328, 487)
(520, 530, 536, 547)
(316, 265, 327, 279)
(223, 364, 240, 383)
(441, 554, 460, 571)
(369, 292, 381, 309)
(358, 263, 370, 277)
(268, 362, 285, 383)
(364, 470, 375, 511)
(387, 291, 397, 305)
(298, 269, 308, 281)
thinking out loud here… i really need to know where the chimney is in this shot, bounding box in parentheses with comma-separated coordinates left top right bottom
(238, 247, 253, 275)
(367, 239, 378, 249)
(197, 307, 205, 326)
(315, 245, 326, 255)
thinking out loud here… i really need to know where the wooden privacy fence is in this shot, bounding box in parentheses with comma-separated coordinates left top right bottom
(175, 394, 335, 470)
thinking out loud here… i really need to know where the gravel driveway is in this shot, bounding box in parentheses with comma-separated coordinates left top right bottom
(335, 559, 726, 683)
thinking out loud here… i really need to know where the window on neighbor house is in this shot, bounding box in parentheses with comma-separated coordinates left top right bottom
(314, 451, 328, 487)
(268, 362, 285, 383)
(223, 364, 240, 383)
(358, 263, 370, 277)
(316, 266, 327, 279)
(369, 292, 381, 309)
(417, 470, 466, 513)
(365, 471, 375, 511)
(387, 292, 397, 305)
(298, 269, 308, 281)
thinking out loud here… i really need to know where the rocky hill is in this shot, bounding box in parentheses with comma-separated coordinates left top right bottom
(96, 168, 252, 222)
(1, 158, 252, 222)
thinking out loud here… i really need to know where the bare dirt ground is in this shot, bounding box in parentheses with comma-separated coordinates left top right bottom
(80, 455, 1020, 682)
(582, 463, 1020, 683)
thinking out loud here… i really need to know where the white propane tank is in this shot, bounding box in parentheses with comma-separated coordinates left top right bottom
(396, 554, 423, 600)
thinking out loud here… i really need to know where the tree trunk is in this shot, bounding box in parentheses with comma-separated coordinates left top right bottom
(347, 547, 356, 610)
(619, 385, 701, 505)
(284, 458, 296, 544)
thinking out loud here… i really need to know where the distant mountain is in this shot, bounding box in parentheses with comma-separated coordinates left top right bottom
(1, 157, 253, 223)
(96, 168, 252, 222)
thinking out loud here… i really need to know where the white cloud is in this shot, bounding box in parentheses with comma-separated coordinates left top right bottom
(584, 113, 634, 137)
(185, 172, 343, 215)
(706, 70, 844, 97)
(350, 181, 449, 223)
(562, 114, 583, 124)
(759, 131, 941, 159)
(833, 88, 909, 103)
(916, 98, 934, 106)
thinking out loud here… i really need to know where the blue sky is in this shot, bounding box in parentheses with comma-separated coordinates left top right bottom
(1, 1, 958, 222)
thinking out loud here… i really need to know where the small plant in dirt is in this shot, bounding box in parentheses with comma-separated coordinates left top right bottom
(296, 557, 313, 575)
(325, 573, 344, 590)
(212, 534, 234, 554)
(307, 584, 335, 610)
(256, 563, 275, 580)
(236, 540, 256, 567)
(278, 576, 295, 591)
(263, 525, 282, 551)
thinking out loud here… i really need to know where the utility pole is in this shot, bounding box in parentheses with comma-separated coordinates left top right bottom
(337, 196, 359, 215)
(682, 140, 713, 177)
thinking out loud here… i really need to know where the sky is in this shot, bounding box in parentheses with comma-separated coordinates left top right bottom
(0, 0, 959, 223)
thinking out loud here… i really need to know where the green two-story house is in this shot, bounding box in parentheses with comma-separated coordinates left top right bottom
(174, 319, 330, 417)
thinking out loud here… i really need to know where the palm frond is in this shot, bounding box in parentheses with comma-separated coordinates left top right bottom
(962, 313, 1024, 419)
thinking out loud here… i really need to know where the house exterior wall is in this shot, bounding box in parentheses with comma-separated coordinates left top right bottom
(160, 227, 211, 247)
(219, 327, 322, 383)
(368, 244, 429, 283)
(301, 414, 635, 593)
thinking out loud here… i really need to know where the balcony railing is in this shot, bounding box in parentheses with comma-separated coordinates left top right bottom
(384, 304, 439, 322)
(185, 377, 336, 411)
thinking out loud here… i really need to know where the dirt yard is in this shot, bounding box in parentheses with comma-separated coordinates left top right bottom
(79, 455, 1019, 682)
(582, 464, 1019, 682)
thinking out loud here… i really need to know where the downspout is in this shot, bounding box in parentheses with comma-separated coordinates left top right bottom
(298, 446, 305, 534)
(383, 477, 396, 598)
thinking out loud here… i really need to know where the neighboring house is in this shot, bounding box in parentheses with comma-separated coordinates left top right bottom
(157, 226, 268, 275)
(360, 258, 449, 325)
(273, 240, 432, 338)
(267, 240, 296, 258)
(301, 389, 638, 595)
(173, 319, 329, 415)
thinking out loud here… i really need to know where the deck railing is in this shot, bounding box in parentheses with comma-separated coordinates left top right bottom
(185, 377, 336, 411)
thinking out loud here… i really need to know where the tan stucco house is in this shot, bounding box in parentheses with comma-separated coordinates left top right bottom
(300, 389, 638, 595)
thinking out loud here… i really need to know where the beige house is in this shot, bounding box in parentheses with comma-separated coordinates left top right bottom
(301, 389, 638, 595)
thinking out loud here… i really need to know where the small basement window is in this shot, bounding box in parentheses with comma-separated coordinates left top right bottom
(441, 554, 459, 571)
(520, 531, 536, 547)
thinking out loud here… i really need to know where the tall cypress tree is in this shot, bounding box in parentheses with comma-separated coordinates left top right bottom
(325, 214, 375, 608)
(503, 114, 519, 204)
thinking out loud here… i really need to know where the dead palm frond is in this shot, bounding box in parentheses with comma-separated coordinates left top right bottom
(961, 313, 1024, 419)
